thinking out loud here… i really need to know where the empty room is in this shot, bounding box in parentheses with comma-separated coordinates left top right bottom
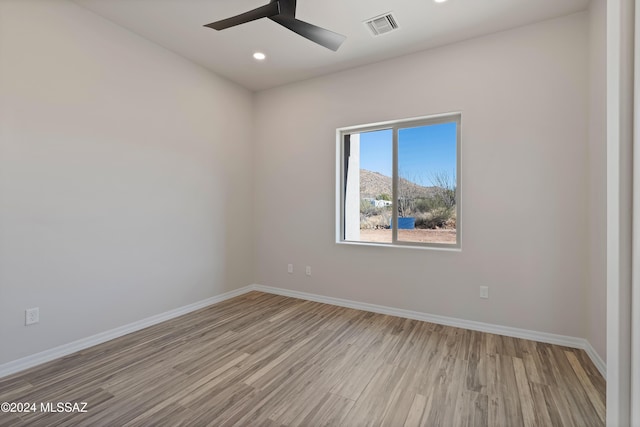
(0, 0, 638, 425)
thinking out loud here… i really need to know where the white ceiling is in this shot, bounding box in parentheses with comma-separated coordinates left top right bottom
(74, 0, 590, 91)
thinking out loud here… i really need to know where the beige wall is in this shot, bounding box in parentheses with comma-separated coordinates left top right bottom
(587, 0, 607, 362)
(0, 1, 606, 369)
(0, 0, 254, 364)
(253, 12, 592, 339)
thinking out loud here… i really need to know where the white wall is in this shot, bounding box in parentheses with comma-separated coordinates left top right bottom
(0, 0, 604, 371)
(253, 13, 591, 339)
(587, 0, 607, 363)
(0, 0, 254, 364)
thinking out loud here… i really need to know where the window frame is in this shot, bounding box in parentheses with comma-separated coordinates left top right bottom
(336, 112, 461, 250)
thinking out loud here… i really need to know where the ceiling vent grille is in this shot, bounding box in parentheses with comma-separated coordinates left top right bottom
(364, 13, 399, 36)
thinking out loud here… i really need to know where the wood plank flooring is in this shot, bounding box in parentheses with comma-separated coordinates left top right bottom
(0, 292, 606, 426)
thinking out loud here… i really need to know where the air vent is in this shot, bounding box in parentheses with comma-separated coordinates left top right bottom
(364, 13, 399, 36)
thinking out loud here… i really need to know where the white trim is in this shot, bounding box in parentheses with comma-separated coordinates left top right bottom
(336, 240, 462, 252)
(337, 111, 462, 133)
(1, 284, 607, 381)
(632, 0, 640, 422)
(607, 0, 634, 424)
(583, 341, 607, 380)
(0, 286, 253, 379)
(606, 0, 623, 425)
(251, 284, 607, 378)
(607, 0, 623, 420)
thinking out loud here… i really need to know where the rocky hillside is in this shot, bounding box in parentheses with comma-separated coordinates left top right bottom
(359, 170, 391, 198)
(360, 169, 437, 199)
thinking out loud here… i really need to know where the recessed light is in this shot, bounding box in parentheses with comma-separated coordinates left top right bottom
(434, 0, 448, 3)
(253, 52, 266, 60)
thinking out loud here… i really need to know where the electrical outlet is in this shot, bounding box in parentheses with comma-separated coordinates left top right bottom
(305, 266, 311, 276)
(479, 286, 489, 299)
(25, 307, 39, 325)
(287, 264, 293, 274)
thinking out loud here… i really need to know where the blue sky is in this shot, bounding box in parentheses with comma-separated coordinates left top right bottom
(359, 122, 457, 187)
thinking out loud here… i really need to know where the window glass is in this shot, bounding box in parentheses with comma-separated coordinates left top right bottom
(339, 114, 460, 249)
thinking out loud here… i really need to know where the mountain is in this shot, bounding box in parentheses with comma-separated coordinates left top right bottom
(359, 170, 391, 198)
(359, 169, 437, 199)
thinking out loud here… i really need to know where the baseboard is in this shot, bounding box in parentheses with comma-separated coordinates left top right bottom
(582, 341, 607, 379)
(250, 284, 607, 379)
(0, 286, 253, 379)
(1, 283, 606, 380)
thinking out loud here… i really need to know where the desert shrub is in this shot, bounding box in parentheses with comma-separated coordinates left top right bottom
(360, 200, 380, 218)
(360, 199, 393, 216)
(397, 196, 417, 218)
(377, 193, 391, 201)
(430, 171, 457, 210)
(445, 211, 456, 229)
(417, 194, 457, 213)
(360, 213, 391, 229)
(415, 207, 453, 229)
(360, 200, 392, 229)
(414, 197, 435, 213)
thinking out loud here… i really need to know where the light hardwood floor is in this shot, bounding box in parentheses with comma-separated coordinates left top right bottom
(0, 291, 605, 426)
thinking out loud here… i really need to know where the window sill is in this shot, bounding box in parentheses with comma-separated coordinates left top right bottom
(336, 240, 461, 252)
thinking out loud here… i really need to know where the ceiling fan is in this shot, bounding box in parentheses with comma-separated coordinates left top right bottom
(204, 0, 346, 51)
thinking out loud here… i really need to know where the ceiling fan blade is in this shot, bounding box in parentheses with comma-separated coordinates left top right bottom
(275, 0, 296, 17)
(270, 16, 345, 51)
(205, 2, 280, 31)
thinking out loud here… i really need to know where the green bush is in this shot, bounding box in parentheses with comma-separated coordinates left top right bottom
(414, 196, 455, 214)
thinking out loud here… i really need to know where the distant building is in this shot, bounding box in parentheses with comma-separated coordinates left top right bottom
(365, 199, 392, 207)
(374, 200, 392, 207)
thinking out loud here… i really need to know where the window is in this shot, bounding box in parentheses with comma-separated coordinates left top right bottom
(337, 113, 460, 248)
